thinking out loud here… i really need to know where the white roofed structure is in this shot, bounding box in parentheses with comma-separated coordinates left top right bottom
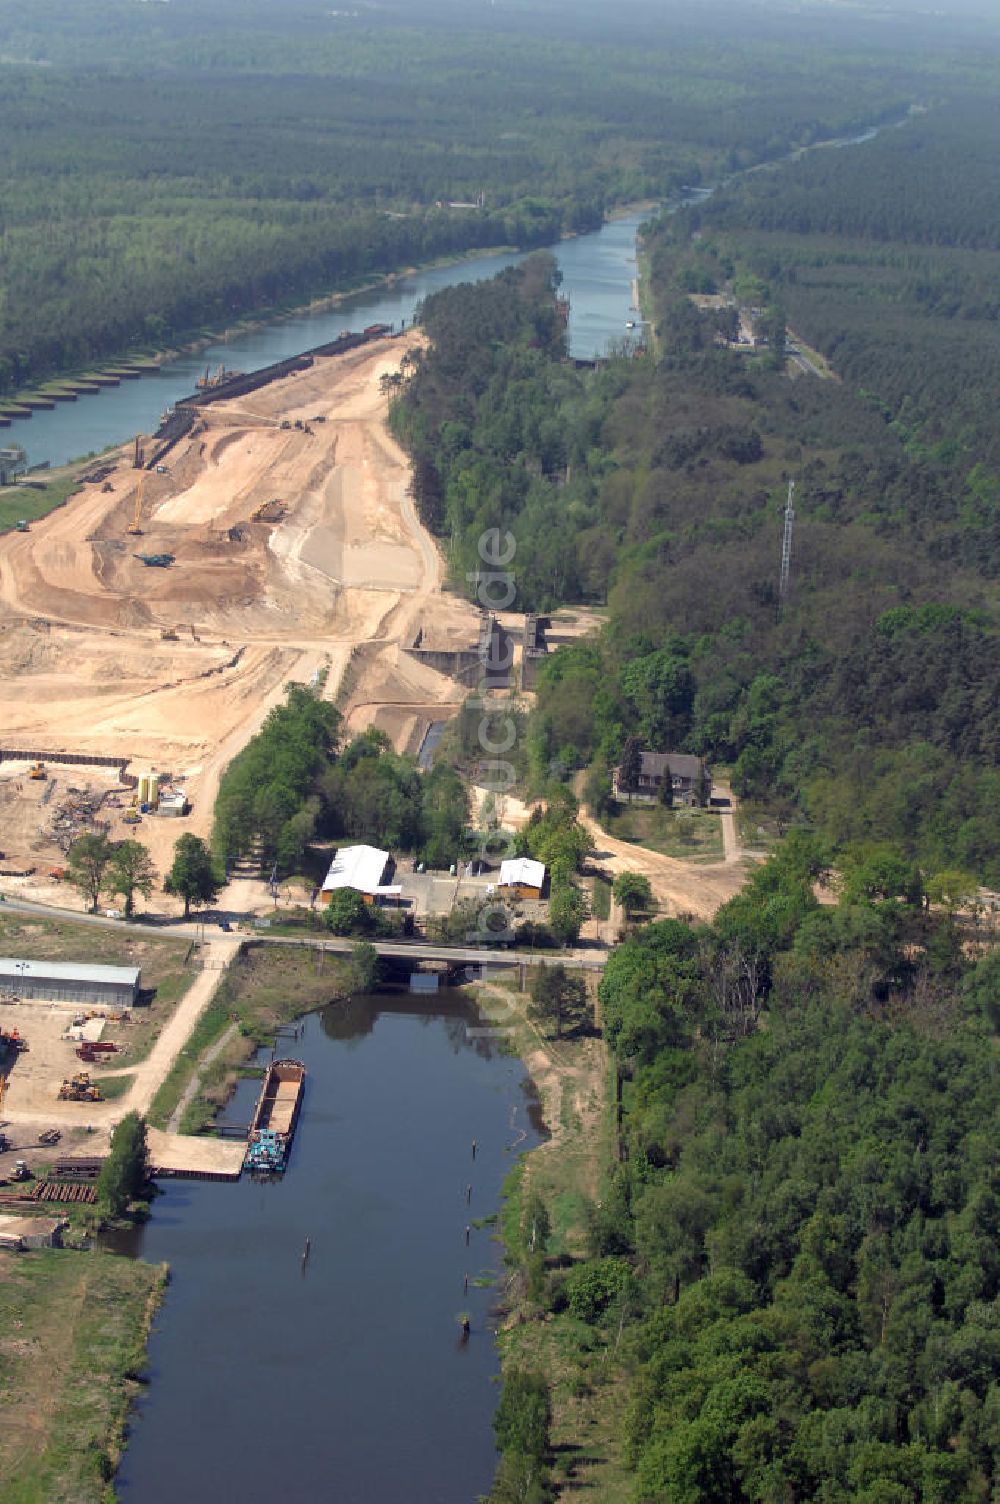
(498, 858, 546, 895)
(321, 845, 391, 899)
(0, 957, 140, 1006)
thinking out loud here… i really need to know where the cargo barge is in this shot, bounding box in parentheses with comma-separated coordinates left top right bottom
(244, 1058, 306, 1174)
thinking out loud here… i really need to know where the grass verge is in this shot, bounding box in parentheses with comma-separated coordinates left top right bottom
(605, 802, 723, 860)
(591, 872, 612, 921)
(474, 978, 635, 1498)
(147, 942, 355, 1133)
(0, 1247, 166, 1504)
(0, 462, 92, 535)
(0, 912, 197, 1066)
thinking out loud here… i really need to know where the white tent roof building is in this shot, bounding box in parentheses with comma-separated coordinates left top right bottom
(498, 857, 546, 892)
(321, 845, 391, 897)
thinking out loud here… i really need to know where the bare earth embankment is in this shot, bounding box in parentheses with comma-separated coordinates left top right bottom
(0, 334, 477, 890)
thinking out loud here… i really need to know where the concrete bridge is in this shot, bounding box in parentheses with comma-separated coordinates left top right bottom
(0, 896, 609, 971)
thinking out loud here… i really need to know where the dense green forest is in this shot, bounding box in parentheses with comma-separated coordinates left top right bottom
(495, 849, 1000, 1501)
(0, 0, 980, 390)
(387, 72, 1000, 1503)
(680, 97, 1000, 471)
(393, 246, 1000, 884)
(210, 684, 467, 874)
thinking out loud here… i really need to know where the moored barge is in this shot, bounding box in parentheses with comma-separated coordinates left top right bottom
(244, 1058, 305, 1174)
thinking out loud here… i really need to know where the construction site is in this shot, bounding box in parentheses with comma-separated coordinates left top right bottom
(0, 329, 485, 903)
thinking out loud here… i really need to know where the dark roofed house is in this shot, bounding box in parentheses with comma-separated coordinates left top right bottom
(612, 751, 710, 807)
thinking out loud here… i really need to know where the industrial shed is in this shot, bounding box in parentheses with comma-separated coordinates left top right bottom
(0, 958, 141, 1008)
(320, 845, 399, 905)
(497, 858, 547, 900)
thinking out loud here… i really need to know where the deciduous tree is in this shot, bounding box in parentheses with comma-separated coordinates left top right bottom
(105, 840, 157, 918)
(613, 872, 654, 920)
(164, 834, 220, 918)
(66, 831, 113, 914)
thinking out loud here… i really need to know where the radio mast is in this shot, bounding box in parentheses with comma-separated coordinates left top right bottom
(778, 479, 795, 617)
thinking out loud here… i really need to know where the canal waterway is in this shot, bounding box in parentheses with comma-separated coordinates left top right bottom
(4, 211, 651, 470)
(3, 115, 906, 472)
(112, 988, 543, 1504)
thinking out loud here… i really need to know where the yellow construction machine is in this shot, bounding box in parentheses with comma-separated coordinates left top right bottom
(57, 1072, 103, 1103)
(126, 472, 146, 536)
(28, 761, 46, 780)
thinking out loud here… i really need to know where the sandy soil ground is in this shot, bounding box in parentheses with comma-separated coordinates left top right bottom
(0, 334, 477, 901)
(579, 791, 750, 923)
(0, 937, 242, 1177)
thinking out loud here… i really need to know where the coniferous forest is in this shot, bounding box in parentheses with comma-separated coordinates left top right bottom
(0, 0, 973, 391)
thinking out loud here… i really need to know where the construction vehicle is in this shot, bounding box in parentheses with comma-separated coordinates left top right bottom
(196, 363, 243, 391)
(58, 1072, 103, 1103)
(1, 1028, 27, 1053)
(14, 519, 29, 532)
(38, 1129, 61, 1146)
(134, 553, 174, 567)
(126, 471, 145, 536)
(11, 1160, 30, 1182)
(251, 498, 284, 524)
(122, 810, 141, 825)
(28, 761, 46, 780)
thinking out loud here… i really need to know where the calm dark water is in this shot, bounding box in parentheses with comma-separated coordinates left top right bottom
(112, 990, 543, 1504)
(4, 210, 650, 470)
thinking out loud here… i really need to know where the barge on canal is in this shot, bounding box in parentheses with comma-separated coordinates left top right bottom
(244, 1058, 305, 1174)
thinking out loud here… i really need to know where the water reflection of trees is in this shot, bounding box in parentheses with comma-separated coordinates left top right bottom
(318, 988, 499, 1060)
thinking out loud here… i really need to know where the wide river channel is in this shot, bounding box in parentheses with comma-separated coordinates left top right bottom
(49, 205, 640, 1504)
(110, 989, 543, 1503)
(61, 122, 890, 1498)
(4, 207, 650, 470)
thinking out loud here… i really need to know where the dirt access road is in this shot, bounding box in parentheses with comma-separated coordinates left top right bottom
(0, 937, 241, 1136)
(576, 779, 751, 923)
(0, 334, 476, 890)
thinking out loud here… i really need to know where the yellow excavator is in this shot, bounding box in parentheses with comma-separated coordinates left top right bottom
(126, 472, 146, 536)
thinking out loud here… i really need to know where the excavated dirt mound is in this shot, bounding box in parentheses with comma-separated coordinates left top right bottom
(0, 334, 481, 886)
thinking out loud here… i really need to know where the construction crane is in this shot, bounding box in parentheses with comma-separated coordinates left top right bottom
(126, 472, 146, 536)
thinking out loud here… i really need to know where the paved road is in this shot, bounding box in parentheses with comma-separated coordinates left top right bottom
(786, 342, 830, 380)
(0, 895, 608, 969)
